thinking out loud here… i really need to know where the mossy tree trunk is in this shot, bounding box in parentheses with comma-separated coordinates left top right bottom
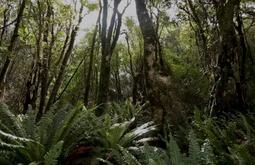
(209, 0, 248, 115)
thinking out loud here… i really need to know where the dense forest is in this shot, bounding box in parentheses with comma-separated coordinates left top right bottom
(0, 0, 255, 164)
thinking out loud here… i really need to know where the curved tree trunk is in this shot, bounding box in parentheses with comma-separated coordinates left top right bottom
(135, 0, 186, 133)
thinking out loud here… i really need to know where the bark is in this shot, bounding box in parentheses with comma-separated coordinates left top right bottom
(135, 0, 164, 126)
(124, 32, 138, 103)
(135, 0, 186, 132)
(48, 24, 71, 88)
(23, 64, 40, 113)
(55, 24, 72, 66)
(96, 0, 122, 115)
(0, 8, 9, 45)
(38, 2, 52, 119)
(84, 9, 101, 106)
(0, 0, 26, 99)
(114, 53, 122, 101)
(43, 6, 84, 116)
(24, 0, 45, 114)
(151, 4, 166, 72)
(209, 0, 247, 115)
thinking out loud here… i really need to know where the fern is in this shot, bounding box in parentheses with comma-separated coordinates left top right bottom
(108, 100, 142, 121)
(0, 141, 24, 150)
(193, 109, 255, 164)
(118, 145, 142, 165)
(21, 111, 37, 140)
(0, 103, 90, 164)
(157, 130, 215, 165)
(201, 139, 214, 164)
(188, 130, 201, 165)
(37, 111, 54, 146)
(0, 104, 25, 136)
(0, 156, 13, 165)
(52, 105, 82, 144)
(168, 134, 185, 165)
(44, 141, 64, 165)
(141, 144, 170, 165)
(120, 121, 157, 147)
(0, 130, 33, 143)
(97, 158, 115, 165)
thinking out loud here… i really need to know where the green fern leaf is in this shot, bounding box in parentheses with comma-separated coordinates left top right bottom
(188, 130, 201, 165)
(168, 134, 184, 165)
(44, 141, 64, 165)
(118, 145, 142, 165)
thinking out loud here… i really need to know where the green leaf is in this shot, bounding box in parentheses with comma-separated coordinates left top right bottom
(188, 130, 201, 164)
(44, 141, 64, 165)
(168, 134, 184, 165)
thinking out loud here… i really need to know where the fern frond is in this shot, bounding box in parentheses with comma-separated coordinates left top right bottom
(0, 104, 25, 136)
(239, 114, 255, 141)
(52, 105, 82, 144)
(0, 141, 24, 150)
(0, 130, 33, 143)
(21, 111, 37, 139)
(44, 141, 64, 165)
(118, 145, 142, 165)
(37, 111, 54, 146)
(201, 139, 214, 164)
(141, 144, 170, 165)
(97, 158, 115, 165)
(168, 134, 184, 165)
(188, 130, 201, 164)
(0, 122, 15, 136)
(121, 121, 157, 147)
(229, 144, 255, 165)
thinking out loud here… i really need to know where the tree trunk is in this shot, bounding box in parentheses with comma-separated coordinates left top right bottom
(43, 6, 84, 118)
(0, 0, 26, 99)
(209, 0, 247, 115)
(0, 8, 9, 46)
(38, 2, 52, 119)
(114, 53, 122, 101)
(84, 9, 101, 106)
(23, 64, 40, 113)
(135, 0, 186, 132)
(135, 0, 164, 126)
(48, 24, 71, 88)
(96, 0, 122, 116)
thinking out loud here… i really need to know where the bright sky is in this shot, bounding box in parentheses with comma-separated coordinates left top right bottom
(64, 0, 177, 44)
(77, 0, 138, 43)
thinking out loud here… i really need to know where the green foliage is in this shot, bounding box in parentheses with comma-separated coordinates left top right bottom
(168, 134, 185, 165)
(117, 145, 142, 165)
(44, 141, 64, 165)
(96, 113, 158, 164)
(131, 130, 214, 165)
(108, 100, 143, 121)
(193, 110, 255, 164)
(141, 144, 169, 165)
(81, 0, 98, 12)
(0, 102, 159, 164)
(165, 131, 214, 165)
(0, 103, 255, 165)
(0, 103, 102, 164)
